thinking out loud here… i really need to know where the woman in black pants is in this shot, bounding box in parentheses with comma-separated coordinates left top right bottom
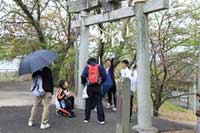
(105, 58, 117, 111)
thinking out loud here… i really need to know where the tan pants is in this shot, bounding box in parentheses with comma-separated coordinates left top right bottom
(29, 92, 52, 124)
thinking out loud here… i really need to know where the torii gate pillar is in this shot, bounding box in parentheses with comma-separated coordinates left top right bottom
(133, 0, 158, 133)
(75, 11, 89, 109)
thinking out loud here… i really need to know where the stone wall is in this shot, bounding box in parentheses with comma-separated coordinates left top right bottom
(0, 71, 17, 81)
(0, 71, 31, 81)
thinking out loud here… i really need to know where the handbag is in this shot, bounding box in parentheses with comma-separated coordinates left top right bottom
(82, 85, 88, 99)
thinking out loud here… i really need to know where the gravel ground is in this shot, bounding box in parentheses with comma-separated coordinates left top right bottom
(0, 81, 196, 133)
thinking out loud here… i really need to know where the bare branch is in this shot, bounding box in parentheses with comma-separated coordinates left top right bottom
(167, 63, 191, 81)
(0, 21, 30, 24)
(37, 0, 41, 21)
(30, 0, 39, 14)
(40, 0, 50, 14)
(12, 0, 46, 46)
(160, 93, 196, 106)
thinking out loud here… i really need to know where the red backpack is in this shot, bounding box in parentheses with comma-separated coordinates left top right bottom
(88, 64, 99, 85)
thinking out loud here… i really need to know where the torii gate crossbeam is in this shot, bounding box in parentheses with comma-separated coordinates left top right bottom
(71, 0, 169, 28)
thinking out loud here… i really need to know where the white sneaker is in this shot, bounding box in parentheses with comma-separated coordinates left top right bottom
(97, 121, 105, 125)
(84, 120, 89, 123)
(105, 103, 111, 109)
(40, 123, 50, 129)
(28, 121, 33, 127)
(112, 107, 117, 111)
(111, 105, 115, 108)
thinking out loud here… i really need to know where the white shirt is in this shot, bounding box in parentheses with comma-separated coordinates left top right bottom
(120, 67, 132, 91)
(120, 67, 131, 78)
(106, 67, 109, 71)
(131, 69, 137, 92)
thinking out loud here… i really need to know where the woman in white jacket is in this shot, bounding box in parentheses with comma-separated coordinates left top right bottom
(120, 60, 137, 122)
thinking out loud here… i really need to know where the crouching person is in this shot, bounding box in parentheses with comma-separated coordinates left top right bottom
(56, 80, 76, 118)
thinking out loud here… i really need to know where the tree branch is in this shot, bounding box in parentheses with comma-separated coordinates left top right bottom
(0, 21, 30, 24)
(37, 0, 41, 22)
(160, 93, 196, 106)
(167, 63, 191, 81)
(40, 0, 50, 14)
(13, 0, 46, 46)
(30, 0, 39, 14)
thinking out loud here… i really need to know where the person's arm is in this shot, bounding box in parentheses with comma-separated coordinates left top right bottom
(99, 65, 106, 83)
(57, 89, 64, 101)
(66, 89, 73, 97)
(81, 66, 88, 86)
(109, 58, 115, 78)
(110, 58, 114, 72)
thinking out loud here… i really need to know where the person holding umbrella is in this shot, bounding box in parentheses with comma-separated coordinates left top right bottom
(19, 50, 57, 129)
(28, 67, 54, 129)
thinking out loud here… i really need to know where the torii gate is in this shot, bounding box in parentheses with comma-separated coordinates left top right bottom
(69, 0, 169, 132)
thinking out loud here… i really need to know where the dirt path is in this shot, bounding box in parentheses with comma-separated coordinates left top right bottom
(0, 81, 33, 106)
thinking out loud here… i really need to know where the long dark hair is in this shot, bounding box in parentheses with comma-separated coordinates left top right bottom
(59, 80, 66, 89)
(32, 70, 42, 78)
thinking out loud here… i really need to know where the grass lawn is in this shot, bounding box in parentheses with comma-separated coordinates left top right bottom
(159, 101, 197, 124)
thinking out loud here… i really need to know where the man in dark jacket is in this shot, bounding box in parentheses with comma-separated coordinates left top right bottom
(81, 57, 106, 125)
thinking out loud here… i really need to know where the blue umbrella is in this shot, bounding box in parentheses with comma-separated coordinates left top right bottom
(19, 50, 58, 76)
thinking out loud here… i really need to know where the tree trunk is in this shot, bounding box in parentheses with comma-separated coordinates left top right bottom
(153, 105, 160, 117)
(97, 24, 105, 64)
(65, 6, 73, 53)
